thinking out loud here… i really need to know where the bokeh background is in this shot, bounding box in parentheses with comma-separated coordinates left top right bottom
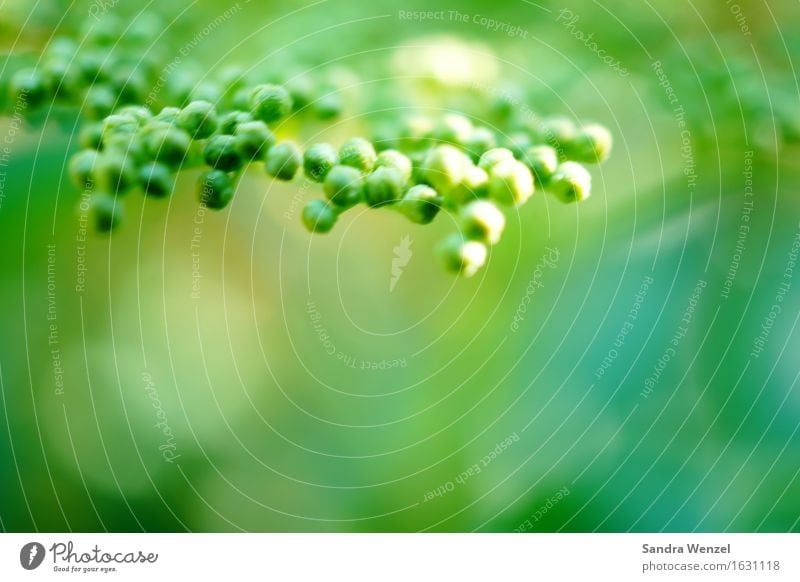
(1, 0, 799, 532)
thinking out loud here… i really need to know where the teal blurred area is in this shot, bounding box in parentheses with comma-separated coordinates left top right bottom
(0, 0, 799, 532)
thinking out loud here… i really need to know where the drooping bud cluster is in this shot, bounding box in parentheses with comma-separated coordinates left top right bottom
(3, 14, 612, 275)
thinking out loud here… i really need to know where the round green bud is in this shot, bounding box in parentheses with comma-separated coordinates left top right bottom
(116, 105, 152, 125)
(447, 164, 490, 206)
(190, 83, 222, 105)
(249, 84, 292, 123)
(537, 117, 577, 158)
(203, 135, 244, 172)
(143, 126, 193, 167)
(78, 122, 104, 150)
(302, 200, 338, 233)
(198, 170, 235, 210)
(265, 142, 302, 180)
(487, 159, 534, 206)
(548, 161, 592, 203)
(303, 143, 337, 182)
(459, 200, 506, 245)
(42, 60, 81, 100)
(138, 162, 174, 198)
(312, 92, 343, 120)
(569, 123, 613, 163)
(398, 184, 440, 225)
(93, 152, 137, 194)
(432, 113, 473, 146)
(234, 120, 275, 161)
(284, 75, 315, 111)
(177, 100, 218, 139)
(478, 147, 515, 171)
(104, 133, 146, 164)
(68, 149, 99, 188)
(151, 106, 176, 121)
(437, 234, 487, 277)
(375, 149, 412, 183)
(464, 127, 497, 162)
(90, 193, 123, 233)
(101, 114, 139, 142)
(338, 137, 377, 173)
(422, 145, 470, 193)
(218, 110, 252, 135)
(323, 165, 363, 208)
(524, 145, 559, 185)
(9, 68, 47, 108)
(84, 85, 116, 120)
(363, 166, 404, 207)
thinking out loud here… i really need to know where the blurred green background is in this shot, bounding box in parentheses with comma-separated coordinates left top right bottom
(1, 0, 799, 532)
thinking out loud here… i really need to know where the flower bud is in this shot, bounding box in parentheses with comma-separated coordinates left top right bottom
(303, 143, 337, 182)
(249, 84, 292, 123)
(302, 200, 338, 233)
(177, 100, 218, 139)
(363, 166, 404, 207)
(422, 145, 470, 193)
(90, 193, 123, 233)
(198, 170, 235, 210)
(218, 110, 252, 135)
(338, 137, 377, 173)
(447, 164, 489, 206)
(464, 127, 497, 162)
(375, 149, 412, 183)
(487, 158, 534, 206)
(84, 85, 116, 120)
(432, 113, 473, 146)
(437, 234, 487, 277)
(323, 165, 363, 208)
(478, 147, 514, 171)
(203, 135, 244, 172)
(234, 120, 276, 161)
(569, 123, 613, 163)
(548, 161, 592, 203)
(68, 150, 99, 188)
(524, 145, 559, 185)
(138, 162, 174, 198)
(398, 184, 440, 225)
(143, 126, 193, 168)
(459, 200, 505, 244)
(266, 142, 301, 180)
(93, 152, 137, 194)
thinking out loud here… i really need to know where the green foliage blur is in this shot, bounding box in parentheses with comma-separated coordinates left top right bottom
(1, 0, 799, 532)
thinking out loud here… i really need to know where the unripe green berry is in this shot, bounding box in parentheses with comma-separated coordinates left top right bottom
(284, 75, 315, 111)
(478, 147, 515, 171)
(84, 85, 116, 120)
(102, 114, 139, 142)
(433, 113, 473, 146)
(459, 200, 506, 245)
(117, 105, 152, 125)
(203, 134, 243, 172)
(93, 152, 137, 194)
(218, 110, 252, 134)
(437, 234, 487, 277)
(303, 143, 337, 182)
(143, 126, 193, 167)
(90, 193, 123, 233)
(234, 120, 275, 161)
(548, 161, 592, 203)
(363, 166, 404, 207)
(302, 200, 338, 233)
(487, 158, 534, 206)
(569, 123, 613, 163)
(323, 165, 363, 208)
(68, 149, 99, 188)
(447, 164, 490, 205)
(537, 117, 577, 158)
(155, 107, 181, 124)
(524, 145, 559, 184)
(464, 127, 497, 162)
(9, 68, 47, 108)
(266, 142, 301, 180)
(177, 100, 218, 139)
(375, 149, 412, 183)
(138, 162, 174, 198)
(198, 170, 235, 210)
(422, 145, 470, 193)
(249, 84, 292, 123)
(398, 184, 440, 225)
(338, 137, 377, 172)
